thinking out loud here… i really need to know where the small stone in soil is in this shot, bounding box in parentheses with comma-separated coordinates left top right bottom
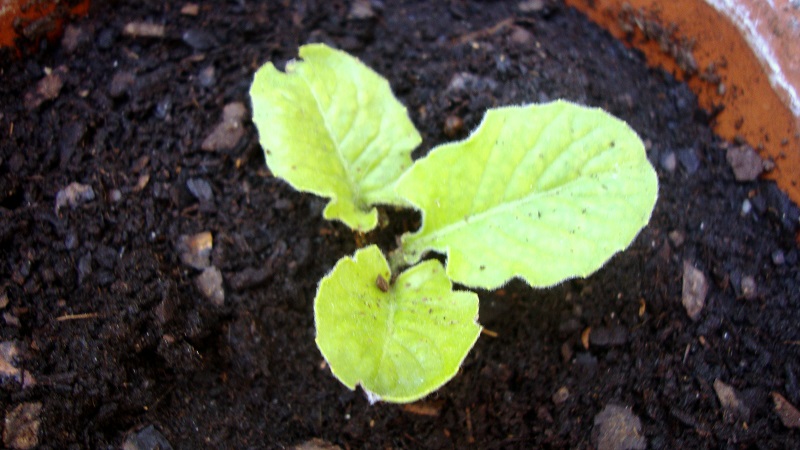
(195, 266, 224, 306)
(659, 151, 677, 173)
(108, 189, 122, 203)
(772, 249, 785, 265)
(123, 22, 165, 38)
(447, 72, 498, 93)
(55, 182, 95, 212)
(348, 0, 375, 19)
(61, 25, 88, 53)
(0, 342, 23, 383)
(552, 386, 570, 405)
(198, 65, 216, 87)
(740, 198, 752, 216)
(186, 178, 213, 202)
(668, 229, 685, 247)
(677, 148, 700, 174)
(726, 145, 763, 181)
(109, 71, 137, 98)
(24, 66, 67, 110)
(182, 29, 218, 50)
(740, 275, 757, 300)
(290, 438, 342, 450)
(592, 404, 646, 450)
(682, 261, 707, 321)
(122, 425, 173, 450)
(176, 232, 213, 270)
(714, 378, 751, 422)
(510, 26, 534, 45)
(3, 402, 42, 450)
(201, 102, 247, 151)
(155, 97, 172, 119)
(443, 115, 464, 138)
(772, 392, 800, 428)
(181, 3, 199, 15)
(519, 0, 545, 12)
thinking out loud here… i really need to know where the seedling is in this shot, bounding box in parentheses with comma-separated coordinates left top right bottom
(250, 43, 658, 403)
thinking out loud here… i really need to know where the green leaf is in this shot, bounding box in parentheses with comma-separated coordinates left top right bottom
(315, 245, 481, 403)
(249, 43, 421, 231)
(395, 100, 658, 289)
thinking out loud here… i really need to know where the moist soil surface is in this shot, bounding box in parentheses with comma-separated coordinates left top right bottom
(2, 1, 800, 449)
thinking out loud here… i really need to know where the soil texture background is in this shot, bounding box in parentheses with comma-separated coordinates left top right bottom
(1, 1, 799, 448)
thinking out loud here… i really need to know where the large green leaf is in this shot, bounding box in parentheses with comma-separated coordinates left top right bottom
(395, 100, 658, 289)
(249, 44, 421, 231)
(315, 245, 481, 403)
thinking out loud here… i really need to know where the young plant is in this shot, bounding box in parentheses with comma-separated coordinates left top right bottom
(250, 43, 658, 403)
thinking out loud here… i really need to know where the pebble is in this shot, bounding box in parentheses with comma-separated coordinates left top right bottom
(155, 97, 172, 119)
(195, 266, 224, 306)
(198, 65, 216, 87)
(0, 342, 36, 388)
(590, 326, 629, 347)
(443, 115, 464, 138)
(61, 25, 88, 53)
(123, 22, 165, 38)
(772, 392, 800, 428)
(519, 0, 545, 12)
(186, 178, 213, 202)
(103, 188, 122, 204)
(681, 261, 707, 321)
(740, 275, 757, 300)
(109, 71, 137, 98)
(182, 29, 218, 50)
(714, 379, 751, 422)
(740, 198, 752, 216)
(510, 26, 534, 45)
(446, 72, 498, 93)
(592, 404, 646, 450)
(552, 386, 570, 405)
(725, 145, 763, 181)
(122, 425, 173, 450)
(290, 438, 342, 450)
(24, 66, 67, 110)
(55, 182, 95, 212)
(677, 148, 700, 174)
(348, 0, 376, 19)
(659, 151, 677, 173)
(176, 232, 213, 270)
(667, 229, 685, 247)
(180, 3, 200, 16)
(772, 249, 785, 265)
(201, 102, 247, 151)
(3, 402, 42, 450)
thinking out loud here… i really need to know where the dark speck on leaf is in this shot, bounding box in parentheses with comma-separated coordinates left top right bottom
(376, 275, 389, 292)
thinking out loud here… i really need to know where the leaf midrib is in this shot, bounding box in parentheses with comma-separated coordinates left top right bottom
(298, 69, 362, 207)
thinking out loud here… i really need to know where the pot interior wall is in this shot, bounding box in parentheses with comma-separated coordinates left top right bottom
(565, 0, 800, 206)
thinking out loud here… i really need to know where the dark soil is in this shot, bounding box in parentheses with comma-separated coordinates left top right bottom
(2, 1, 799, 448)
